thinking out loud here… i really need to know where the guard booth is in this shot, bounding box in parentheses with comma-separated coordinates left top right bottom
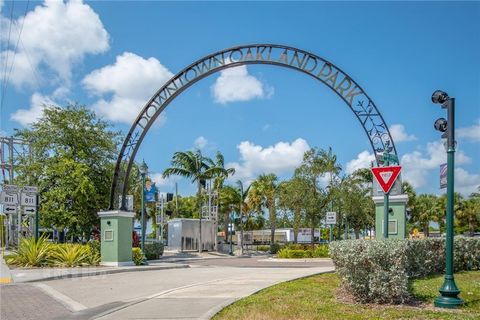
(167, 218, 215, 252)
(372, 178, 408, 239)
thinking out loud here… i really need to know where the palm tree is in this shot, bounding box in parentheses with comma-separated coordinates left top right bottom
(248, 173, 278, 244)
(163, 149, 233, 252)
(415, 194, 438, 237)
(211, 151, 235, 245)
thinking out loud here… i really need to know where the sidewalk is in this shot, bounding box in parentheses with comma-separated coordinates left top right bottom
(1, 251, 241, 284)
(0, 252, 12, 284)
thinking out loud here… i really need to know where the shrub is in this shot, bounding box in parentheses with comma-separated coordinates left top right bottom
(277, 245, 329, 259)
(132, 248, 145, 265)
(49, 244, 92, 267)
(6, 236, 51, 267)
(144, 242, 164, 260)
(277, 248, 309, 258)
(86, 240, 101, 266)
(311, 245, 329, 258)
(256, 245, 270, 252)
(329, 237, 480, 304)
(269, 243, 281, 254)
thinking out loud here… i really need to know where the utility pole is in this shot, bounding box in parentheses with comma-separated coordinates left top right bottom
(1, 136, 30, 247)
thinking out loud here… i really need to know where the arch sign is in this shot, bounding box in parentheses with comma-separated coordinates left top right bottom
(110, 44, 397, 210)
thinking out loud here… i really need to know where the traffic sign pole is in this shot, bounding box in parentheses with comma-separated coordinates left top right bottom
(35, 194, 39, 241)
(371, 164, 402, 239)
(383, 192, 389, 238)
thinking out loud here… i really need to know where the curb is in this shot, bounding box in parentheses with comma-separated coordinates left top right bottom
(13, 264, 190, 283)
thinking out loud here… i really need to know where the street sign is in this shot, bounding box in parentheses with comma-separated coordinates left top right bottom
(22, 186, 38, 194)
(3, 204, 17, 214)
(0, 191, 18, 205)
(440, 163, 447, 189)
(21, 192, 37, 206)
(23, 207, 36, 215)
(371, 166, 402, 194)
(2, 184, 19, 193)
(326, 212, 337, 225)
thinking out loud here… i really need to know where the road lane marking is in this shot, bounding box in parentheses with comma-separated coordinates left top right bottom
(33, 283, 87, 312)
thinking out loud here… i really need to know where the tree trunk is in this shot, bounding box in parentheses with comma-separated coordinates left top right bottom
(224, 212, 229, 244)
(293, 207, 301, 243)
(269, 205, 276, 245)
(424, 222, 429, 237)
(197, 181, 202, 252)
(354, 228, 360, 239)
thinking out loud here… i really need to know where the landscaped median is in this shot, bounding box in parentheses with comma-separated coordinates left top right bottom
(214, 237, 480, 319)
(213, 271, 480, 320)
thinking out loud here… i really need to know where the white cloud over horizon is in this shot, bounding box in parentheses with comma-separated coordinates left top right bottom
(1, 0, 109, 89)
(389, 124, 416, 142)
(401, 140, 471, 189)
(457, 119, 480, 142)
(346, 150, 375, 175)
(82, 52, 173, 124)
(211, 65, 274, 104)
(227, 138, 310, 181)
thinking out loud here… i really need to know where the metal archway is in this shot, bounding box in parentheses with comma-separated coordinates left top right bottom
(110, 44, 397, 210)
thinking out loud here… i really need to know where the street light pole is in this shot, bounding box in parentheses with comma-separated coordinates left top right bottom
(139, 160, 148, 253)
(237, 180, 244, 255)
(431, 90, 463, 309)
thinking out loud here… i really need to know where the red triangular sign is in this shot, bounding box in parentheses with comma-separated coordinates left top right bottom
(371, 166, 402, 194)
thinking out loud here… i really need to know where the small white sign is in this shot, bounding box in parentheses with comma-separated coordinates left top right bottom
(21, 192, 37, 206)
(0, 191, 18, 205)
(22, 186, 38, 194)
(23, 207, 36, 215)
(3, 204, 17, 214)
(326, 212, 337, 225)
(2, 184, 18, 193)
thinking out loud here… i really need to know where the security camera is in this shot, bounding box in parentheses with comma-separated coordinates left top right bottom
(434, 118, 448, 132)
(432, 90, 449, 104)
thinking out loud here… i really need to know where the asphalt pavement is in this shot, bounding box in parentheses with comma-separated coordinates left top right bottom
(1, 256, 334, 320)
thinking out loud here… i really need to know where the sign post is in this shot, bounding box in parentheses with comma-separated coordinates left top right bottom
(326, 212, 336, 242)
(371, 165, 402, 239)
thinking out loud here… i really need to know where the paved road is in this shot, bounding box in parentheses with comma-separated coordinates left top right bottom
(1, 257, 334, 320)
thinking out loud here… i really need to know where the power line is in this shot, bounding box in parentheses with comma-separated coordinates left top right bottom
(1, 0, 15, 101)
(1, 0, 30, 123)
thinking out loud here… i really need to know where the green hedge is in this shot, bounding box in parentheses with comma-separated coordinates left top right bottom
(329, 237, 480, 304)
(144, 242, 164, 260)
(277, 245, 329, 258)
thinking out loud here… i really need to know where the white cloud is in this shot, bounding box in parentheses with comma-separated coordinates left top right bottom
(82, 52, 173, 123)
(150, 172, 179, 188)
(389, 124, 416, 142)
(346, 150, 375, 174)
(455, 168, 480, 196)
(0, 0, 109, 88)
(194, 136, 208, 150)
(211, 65, 274, 104)
(457, 119, 480, 142)
(227, 138, 310, 180)
(11, 92, 56, 126)
(401, 140, 470, 188)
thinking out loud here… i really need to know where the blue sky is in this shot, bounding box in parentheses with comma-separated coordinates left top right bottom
(1, 1, 479, 197)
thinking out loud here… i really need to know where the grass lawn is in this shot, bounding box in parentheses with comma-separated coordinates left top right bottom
(213, 271, 480, 320)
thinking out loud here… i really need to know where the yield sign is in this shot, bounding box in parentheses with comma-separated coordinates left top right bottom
(371, 166, 402, 194)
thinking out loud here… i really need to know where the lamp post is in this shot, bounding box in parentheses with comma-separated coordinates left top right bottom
(229, 205, 234, 256)
(139, 159, 148, 253)
(431, 90, 463, 308)
(236, 180, 244, 255)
